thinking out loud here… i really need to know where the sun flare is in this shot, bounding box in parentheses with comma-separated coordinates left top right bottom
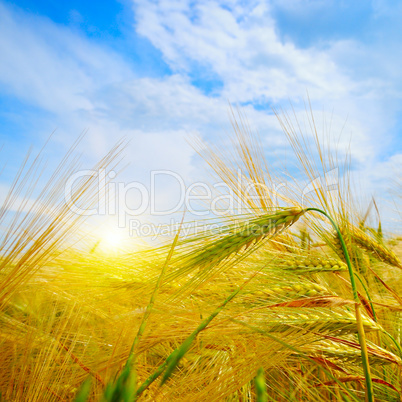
(95, 223, 131, 254)
(101, 231, 124, 250)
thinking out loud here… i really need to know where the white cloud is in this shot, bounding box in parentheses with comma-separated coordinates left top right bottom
(0, 3, 133, 114)
(131, 1, 402, 162)
(0, 1, 401, 230)
(132, 0, 355, 102)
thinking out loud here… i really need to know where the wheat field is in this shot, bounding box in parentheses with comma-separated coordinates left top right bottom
(0, 110, 401, 402)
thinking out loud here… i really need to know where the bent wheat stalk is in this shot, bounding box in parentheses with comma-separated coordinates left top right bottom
(134, 208, 306, 397)
(306, 207, 374, 402)
(129, 207, 374, 401)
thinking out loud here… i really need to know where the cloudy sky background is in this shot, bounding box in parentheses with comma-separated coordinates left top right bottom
(0, 0, 401, 236)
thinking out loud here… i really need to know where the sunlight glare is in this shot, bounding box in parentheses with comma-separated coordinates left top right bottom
(98, 225, 129, 254)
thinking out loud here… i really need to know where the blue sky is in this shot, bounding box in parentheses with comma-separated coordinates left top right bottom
(0, 0, 401, 231)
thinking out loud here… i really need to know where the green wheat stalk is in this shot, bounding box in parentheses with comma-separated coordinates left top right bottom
(306, 207, 374, 402)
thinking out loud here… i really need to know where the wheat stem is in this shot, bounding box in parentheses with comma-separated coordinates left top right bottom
(354, 272, 377, 321)
(134, 279, 248, 398)
(306, 208, 374, 402)
(231, 318, 361, 402)
(255, 367, 268, 402)
(125, 214, 185, 371)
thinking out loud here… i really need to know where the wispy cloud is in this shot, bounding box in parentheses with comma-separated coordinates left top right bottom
(0, 0, 401, 229)
(131, 0, 402, 178)
(0, 3, 133, 114)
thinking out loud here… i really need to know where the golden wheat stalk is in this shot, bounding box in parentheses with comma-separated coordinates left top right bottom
(351, 228, 402, 269)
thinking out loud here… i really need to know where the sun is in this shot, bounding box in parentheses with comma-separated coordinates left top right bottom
(95, 223, 131, 254)
(102, 230, 124, 251)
